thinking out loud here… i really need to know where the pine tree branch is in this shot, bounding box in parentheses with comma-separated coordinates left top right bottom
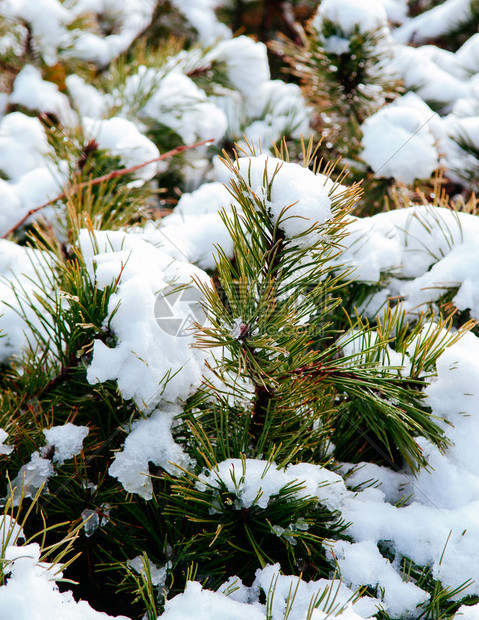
(2, 138, 214, 238)
(250, 383, 273, 441)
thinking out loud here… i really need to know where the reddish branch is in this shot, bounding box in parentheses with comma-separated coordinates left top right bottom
(2, 138, 214, 239)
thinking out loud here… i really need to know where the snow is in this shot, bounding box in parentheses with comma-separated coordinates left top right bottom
(13, 165, 65, 213)
(393, 0, 476, 45)
(313, 0, 388, 36)
(3, 1, 479, 618)
(337, 205, 479, 321)
(252, 564, 379, 620)
(159, 567, 379, 620)
(340, 461, 409, 504)
(42, 423, 89, 465)
(127, 555, 170, 589)
(81, 229, 210, 410)
(0, 0, 71, 66)
(68, 0, 157, 66)
(0, 543, 130, 620)
(66, 75, 107, 119)
(361, 94, 440, 183)
(217, 154, 333, 246)
(330, 334, 479, 592)
(82, 116, 162, 183)
(8, 452, 54, 506)
(197, 458, 347, 511)
(159, 580, 266, 620)
(327, 539, 429, 617)
(0, 429, 14, 456)
(456, 33, 479, 75)
(337, 489, 479, 598)
(108, 407, 193, 500)
(455, 603, 479, 619)
(0, 516, 24, 551)
(0, 112, 67, 235)
(138, 181, 233, 269)
(0, 240, 54, 362)
(10, 65, 74, 127)
(391, 44, 472, 110)
(139, 70, 228, 145)
(206, 36, 270, 100)
(0, 112, 53, 182)
(188, 327, 479, 605)
(0, 0, 156, 67)
(171, 0, 231, 45)
(141, 154, 338, 269)
(241, 80, 311, 151)
(378, 0, 408, 24)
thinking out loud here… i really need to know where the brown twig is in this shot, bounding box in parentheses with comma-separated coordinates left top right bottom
(2, 138, 214, 238)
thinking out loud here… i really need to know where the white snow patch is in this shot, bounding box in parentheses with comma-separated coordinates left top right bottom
(140, 70, 227, 145)
(127, 554, 170, 589)
(10, 65, 74, 126)
(0, 429, 14, 456)
(43, 423, 89, 465)
(9, 452, 54, 506)
(361, 94, 440, 183)
(82, 116, 162, 183)
(216, 154, 333, 246)
(313, 0, 388, 36)
(197, 458, 346, 512)
(81, 229, 210, 410)
(327, 540, 429, 617)
(0, 543, 131, 619)
(160, 580, 266, 620)
(253, 564, 379, 620)
(0, 0, 71, 65)
(109, 407, 192, 500)
(171, 0, 231, 45)
(0, 240, 54, 361)
(0, 112, 53, 182)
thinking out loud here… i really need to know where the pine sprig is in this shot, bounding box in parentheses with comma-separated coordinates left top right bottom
(191, 145, 453, 473)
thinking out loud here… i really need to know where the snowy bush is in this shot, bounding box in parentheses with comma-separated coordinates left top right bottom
(1, 1, 479, 619)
